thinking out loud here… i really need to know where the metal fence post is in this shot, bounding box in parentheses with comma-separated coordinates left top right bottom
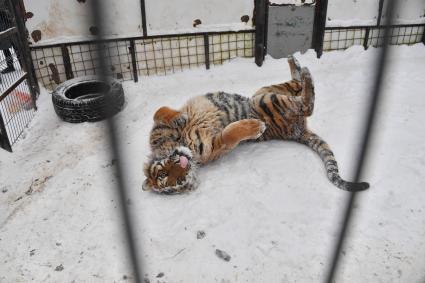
(377, 0, 385, 26)
(140, 0, 147, 37)
(254, 0, 268, 66)
(203, 34, 210, 70)
(363, 27, 370, 49)
(0, 114, 12, 152)
(61, 44, 74, 80)
(422, 26, 425, 45)
(129, 40, 139, 82)
(312, 0, 328, 58)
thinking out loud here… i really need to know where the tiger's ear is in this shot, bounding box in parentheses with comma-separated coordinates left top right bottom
(143, 162, 151, 177)
(154, 106, 181, 124)
(143, 163, 153, 191)
(153, 106, 187, 128)
(142, 179, 153, 191)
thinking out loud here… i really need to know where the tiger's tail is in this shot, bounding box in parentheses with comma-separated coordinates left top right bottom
(298, 130, 369, 192)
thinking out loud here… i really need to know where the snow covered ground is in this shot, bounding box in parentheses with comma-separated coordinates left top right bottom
(1, 44, 425, 282)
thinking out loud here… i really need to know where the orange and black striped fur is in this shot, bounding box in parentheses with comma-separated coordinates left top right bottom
(143, 56, 369, 194)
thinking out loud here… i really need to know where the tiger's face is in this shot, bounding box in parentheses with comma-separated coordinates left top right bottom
(143, 146, 198, 194)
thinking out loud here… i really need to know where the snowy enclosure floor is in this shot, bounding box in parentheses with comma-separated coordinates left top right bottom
(1, 44, 425, 283)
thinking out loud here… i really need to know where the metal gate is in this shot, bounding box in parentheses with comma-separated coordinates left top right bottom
(0, 0, 38, 152)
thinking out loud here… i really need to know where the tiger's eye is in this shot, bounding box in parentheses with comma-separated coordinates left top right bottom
(158, 171, 167, 178)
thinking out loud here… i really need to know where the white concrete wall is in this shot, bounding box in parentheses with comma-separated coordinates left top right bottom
(382, 0, 425, 24)
(327, 0, 425, 27)
(145, 0, 254, 35)
(327, 0, 380, 26)
(24, 0, 142, 44)
(24, 0, 254, 44)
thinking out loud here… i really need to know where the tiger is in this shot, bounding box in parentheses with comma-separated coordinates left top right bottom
(142, 56, 369, 194)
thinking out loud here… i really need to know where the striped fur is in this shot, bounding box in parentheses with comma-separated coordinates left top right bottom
(143, 55, 369, 193)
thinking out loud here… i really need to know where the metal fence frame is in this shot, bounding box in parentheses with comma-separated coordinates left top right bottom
(29, 22, 425, 92)
(30, 30, 256, 90)
(323, 23, 425, 51)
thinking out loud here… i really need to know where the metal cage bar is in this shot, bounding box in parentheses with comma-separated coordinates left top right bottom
(324, 0, 399, 282)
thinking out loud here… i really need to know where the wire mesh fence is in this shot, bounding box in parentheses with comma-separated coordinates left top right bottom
(29, 23, 423, 91)
(323, 23, 425, 51)
(0, 78, 35, 145)
(30, 31, 255, 90)
(368, 24, 424, 47)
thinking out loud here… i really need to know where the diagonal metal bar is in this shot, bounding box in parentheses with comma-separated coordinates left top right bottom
(88, 0, 143, 282)
(324, 0, 398, 282)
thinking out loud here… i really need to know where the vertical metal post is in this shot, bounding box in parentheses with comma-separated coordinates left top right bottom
(422, 25, 425, 45)
(312, 0, 328, 58)
(363, 27, 370, 49)
(377, 0, 385, 26)
(140, 0, 147, 37)
(61, 44, 74, 80)
(203, 34, 210, 70)
(129, 40, 139, 82)
(0, 113, 12, 152)
(254, 0, 268, 66)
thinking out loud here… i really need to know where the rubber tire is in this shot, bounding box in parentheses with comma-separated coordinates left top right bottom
(52, 76, 125, 123)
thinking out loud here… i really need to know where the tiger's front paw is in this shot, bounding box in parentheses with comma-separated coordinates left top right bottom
(238, 119, 266, 140)
(254, 120, 266, 139)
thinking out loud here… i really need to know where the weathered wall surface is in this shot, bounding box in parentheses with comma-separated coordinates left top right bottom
(23, 0, 254, 44)
(327, 0, 425, 26)
(145, 0, 254, 35)
(23, 0, 143, 44)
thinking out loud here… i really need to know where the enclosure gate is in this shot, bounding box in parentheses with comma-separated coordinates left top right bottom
(0, 0, 38, 152)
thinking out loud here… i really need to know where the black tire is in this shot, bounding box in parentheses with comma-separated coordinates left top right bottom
(52, 76, 125, 123)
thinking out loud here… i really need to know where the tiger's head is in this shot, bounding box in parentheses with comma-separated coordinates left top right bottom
(143, 146, 198, 194)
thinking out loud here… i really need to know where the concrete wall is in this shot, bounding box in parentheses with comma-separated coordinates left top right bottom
(327, 0, 425, 26)
(23, 0, 254, 44)
(145, 0, 254, 35)
(23, 0, 143, 44)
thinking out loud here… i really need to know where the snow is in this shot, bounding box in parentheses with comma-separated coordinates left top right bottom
(1, 44, 425, 282)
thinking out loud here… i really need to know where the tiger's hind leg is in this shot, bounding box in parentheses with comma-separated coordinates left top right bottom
(300, 67, 315, 116)
(288, 55, 302, 81)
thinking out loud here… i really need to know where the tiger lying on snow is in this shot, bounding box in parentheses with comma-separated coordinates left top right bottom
(143, 56, 369, 194)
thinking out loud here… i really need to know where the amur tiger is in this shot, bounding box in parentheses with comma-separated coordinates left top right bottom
(143, 56, 369, 194)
